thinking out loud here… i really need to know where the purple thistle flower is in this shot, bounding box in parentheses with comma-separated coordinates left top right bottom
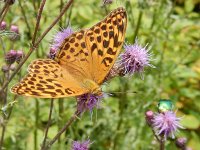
(50, 27, 74, 58)
(76, 93, 103, 113)
(71, 140, 91, 150)
(152, 111, 184, 139)
(118, 41, 154, 77)
(0, 21, 6, 30)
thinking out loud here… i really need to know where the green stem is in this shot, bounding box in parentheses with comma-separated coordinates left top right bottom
(133, 10, 143, 42)
(34, 99, 39, 150)
(42, 111, 80, 150)
(58, 98, 64, 144)
(41, 99, 54, 150)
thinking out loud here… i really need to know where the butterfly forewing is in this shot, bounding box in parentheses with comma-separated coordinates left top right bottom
(85, 7, 127, 84)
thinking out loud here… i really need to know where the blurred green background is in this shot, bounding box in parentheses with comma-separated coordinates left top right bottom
(0, 0, 200, 150)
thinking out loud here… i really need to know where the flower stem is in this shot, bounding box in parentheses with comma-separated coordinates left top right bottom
(160, 136, 165, 150)
(31, 0, 46, 45)
(42, 111, 81, 150)
(133, 10, 143, 42)
(58, 98, 64, 145)
(18, 0, 32, 39)
(34, 99, 39, 150)
(0, 0, 11, 24)
(41, 99, 54, 150)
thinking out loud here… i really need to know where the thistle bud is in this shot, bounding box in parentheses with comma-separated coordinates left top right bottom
(4, 0, 15, 5)
(9, 25, 20, 41)
(5, 50, 17, 64)
(1, 65, 9, 73)
(0, 21, 6, 30)
(145, 110, 154, 126)
(176, 137, 187, 148)
(16, 50, 24, 63)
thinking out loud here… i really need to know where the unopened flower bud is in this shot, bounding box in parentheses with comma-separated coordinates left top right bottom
(5, 50, 17, 64)
(176, 137, 187, 148)
(145, 110, 154, 126)
(103, 0, 113, 5)
(4, 0, 15, 5)
(0, 21, 6, 30)
(9, 25, 20, 41)
(10, 64, 16, 71)
(16, 50, 24, 63)
(1, 65, 9, 73)
(10, 25, 19, 33)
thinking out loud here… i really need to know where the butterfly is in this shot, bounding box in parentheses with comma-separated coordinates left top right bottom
(11, 7, 127, 98)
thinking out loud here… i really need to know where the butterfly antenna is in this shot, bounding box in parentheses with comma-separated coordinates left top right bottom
(103, 91, 137, 96)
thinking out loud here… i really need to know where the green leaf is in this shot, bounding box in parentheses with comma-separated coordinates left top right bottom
(184, 0, 195, 13)
(181, 115, 200, 129)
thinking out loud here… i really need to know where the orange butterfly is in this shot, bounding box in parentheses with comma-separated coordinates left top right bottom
(11, 7, 127, 98)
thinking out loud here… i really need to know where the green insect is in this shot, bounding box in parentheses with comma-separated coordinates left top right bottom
(157, 99, 174, 113)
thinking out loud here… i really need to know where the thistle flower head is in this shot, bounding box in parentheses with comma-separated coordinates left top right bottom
(71, 139, 91, 150)
(50, 27, 74, 58)
(118, 41, 154, 77)
(0, 21, 6, 30)
(76, 93, 103, 113)
(5, 50, 17, 64)
(152, 111, 183, 139)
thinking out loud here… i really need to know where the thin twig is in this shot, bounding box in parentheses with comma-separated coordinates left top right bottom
(133, 10, 143, 42)
(42, 111, 81, 150)
(0, 95, 18, 150)
(0, 0, 74, 92)
(41, 99, 54, 150)
(0, 3, 9, 25)
(32, 0, 46, 45)
(0, 0, 9, 20)
(34, 99, 39, 150)
(34, 0, 74, 46)
(18, 0, 32, 38)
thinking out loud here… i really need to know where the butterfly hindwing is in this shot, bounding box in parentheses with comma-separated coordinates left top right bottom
(11, 59, 89, 98)
(55, 30, 93, 82)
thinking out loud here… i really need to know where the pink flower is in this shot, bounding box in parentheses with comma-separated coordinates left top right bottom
(50, 27, 74, 58)
(152, 111, 184, 139)
(51, 27, 73, 50)
(71, 140, 91, 150)
(119, 41, 154, 77)
(76, 93, 103, 113)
